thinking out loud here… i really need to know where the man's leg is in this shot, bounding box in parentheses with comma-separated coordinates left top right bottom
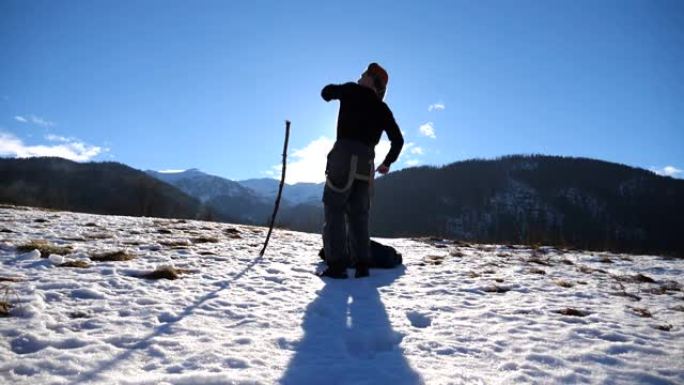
(322, 199, 349, 276)
(346, 180, 371, 278)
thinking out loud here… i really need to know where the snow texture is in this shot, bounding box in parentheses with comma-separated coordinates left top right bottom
(0, 206, 683, 385)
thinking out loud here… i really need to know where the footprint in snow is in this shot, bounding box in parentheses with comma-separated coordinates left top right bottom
(406, 311, 432, 328)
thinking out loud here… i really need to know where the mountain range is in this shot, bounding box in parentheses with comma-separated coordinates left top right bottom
(144, 169, 323, 225)
(1, 155, 682, 257)
(0, 157, 205, 220)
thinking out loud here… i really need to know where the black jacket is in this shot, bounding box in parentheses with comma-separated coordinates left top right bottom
(322, 82, 404, 167)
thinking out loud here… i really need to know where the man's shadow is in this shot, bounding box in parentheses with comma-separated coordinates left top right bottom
(279, 265, 423, 385)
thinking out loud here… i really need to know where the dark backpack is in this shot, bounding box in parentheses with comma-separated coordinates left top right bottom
(318, 239, 403, 269)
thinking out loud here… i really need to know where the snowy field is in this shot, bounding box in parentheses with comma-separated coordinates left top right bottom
(0, 206, 683, 385)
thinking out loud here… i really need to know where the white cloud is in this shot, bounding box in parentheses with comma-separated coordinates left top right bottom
(270, 136, 334, 184)
(405, 159, 420, 167)
(269, 136, 394, 184)
(14, 114, 55, 127)
(375, 139, 392, 166)
(651, 165, 682, 178)
(0, 131, 104, 162)
(428, 103, 445, 112)
(419, 122, 436, 139)
(45, 134, 70, 142)
(410, 146, 424, 155)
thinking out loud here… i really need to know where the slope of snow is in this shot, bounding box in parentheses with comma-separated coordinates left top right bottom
(0, 206, 683, 385)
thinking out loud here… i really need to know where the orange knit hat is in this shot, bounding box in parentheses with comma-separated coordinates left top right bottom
(366, 62, 388, 99)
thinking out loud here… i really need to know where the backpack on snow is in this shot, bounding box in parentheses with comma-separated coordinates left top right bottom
(318, 239, 403, 269)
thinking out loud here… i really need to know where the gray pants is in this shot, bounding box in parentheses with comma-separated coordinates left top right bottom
(322, 140, 374, 270)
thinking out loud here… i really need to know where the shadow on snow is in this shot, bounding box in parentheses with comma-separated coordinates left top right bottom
(279, 265, 423, 385)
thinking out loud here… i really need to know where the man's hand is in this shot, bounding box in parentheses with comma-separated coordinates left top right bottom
(376, 163, 390, 175)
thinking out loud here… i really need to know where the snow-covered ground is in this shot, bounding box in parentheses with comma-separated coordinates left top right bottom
(0, 206, 682, 385)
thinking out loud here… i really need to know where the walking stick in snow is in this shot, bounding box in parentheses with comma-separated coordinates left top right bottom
(259, 120, 290, 257)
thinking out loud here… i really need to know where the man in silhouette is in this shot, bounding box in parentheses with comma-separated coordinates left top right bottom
(319, 62, 404, 279)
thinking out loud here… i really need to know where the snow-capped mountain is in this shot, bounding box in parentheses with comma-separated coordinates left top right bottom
(146, 169, 256, 203)
(146, 169, 273, 224)
(239, 178, 323, 206)
(1, 206, 682, 384)
(238, 178, 280, 198)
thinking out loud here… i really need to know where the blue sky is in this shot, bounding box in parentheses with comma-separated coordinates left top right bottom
(1, 0, 682, 183)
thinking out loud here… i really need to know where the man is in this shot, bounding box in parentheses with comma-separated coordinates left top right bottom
(319, 62, 404, 279)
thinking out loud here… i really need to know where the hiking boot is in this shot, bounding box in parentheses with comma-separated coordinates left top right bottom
(318, 267, 348, 279)
(355, 265, 370, 279)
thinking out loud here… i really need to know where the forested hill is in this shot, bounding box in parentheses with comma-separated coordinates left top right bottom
(1, 155, 682, 257)
(371, 155, 684, 257)
(0, 157, 208, 220)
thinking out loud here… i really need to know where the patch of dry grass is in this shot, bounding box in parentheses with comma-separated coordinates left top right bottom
(1, 285, 17, 317)
(138, 266, 189, 280)
(661, 280, 681, 292)
(475, 244, 497, 252)
(637, 282, 676, 297)
(84, 233, 112, 240)
(62, 236, 87, 242)
(654, 324, 672, 332)
(615, 273, 657, 284)
(628, 306, 653, 318)
(90, 250, 135, 262)
(554, 308, 590, 317)
(159, 239, 190, 247)
(611, 276, 642, 301)
(645, 286, 672, 296)
(450, 249, 465, 258)
(191, 236, 219, 244)
(59, 260, 90, 268)
(0, 300, 10, 317)
(528, 256, 552, 266)
(529, 268, 546, 275)
(424, 255, 446, 265)
(483, 285, 511, 293)
(577, 265, 608, 275)
(0, 276, 23, 282)
(68, 311, 90, 319)
(17, 240, 72, 258)
(555, 280, 574, 288)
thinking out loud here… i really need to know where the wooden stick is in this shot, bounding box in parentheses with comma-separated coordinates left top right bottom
(259, 120, 290, 257)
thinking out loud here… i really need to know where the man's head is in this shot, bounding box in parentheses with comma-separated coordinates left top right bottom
(358, 62, 388, 99)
